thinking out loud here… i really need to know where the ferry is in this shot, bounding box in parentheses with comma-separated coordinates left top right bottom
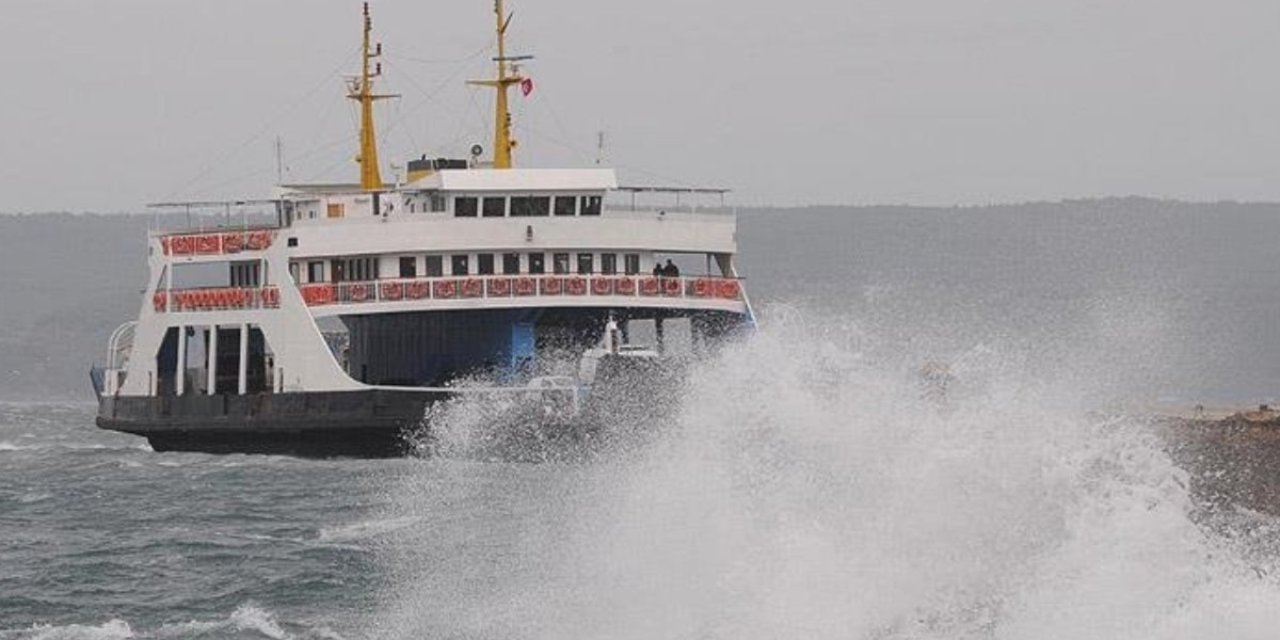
(91, 2, 754, 457)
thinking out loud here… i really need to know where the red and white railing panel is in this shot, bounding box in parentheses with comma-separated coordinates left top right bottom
(161, 230, 276, 257)
(298, 275, 744, 307)
(153, 287, 281, 313)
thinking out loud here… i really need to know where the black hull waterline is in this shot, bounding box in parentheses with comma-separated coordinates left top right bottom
(96, 390, 450, 458)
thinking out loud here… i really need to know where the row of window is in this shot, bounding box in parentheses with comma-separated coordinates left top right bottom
(397, 252, 642, 278)
(299, 252, 645, 284)
(454, 195, 603, 218)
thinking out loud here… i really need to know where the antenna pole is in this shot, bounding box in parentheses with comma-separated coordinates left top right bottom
(274, 137, 284, 184)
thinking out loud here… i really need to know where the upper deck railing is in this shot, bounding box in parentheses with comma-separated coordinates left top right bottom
(301, 274, 743, 306)
(152, 275, 743, 314)
(159, 229, 279, 256)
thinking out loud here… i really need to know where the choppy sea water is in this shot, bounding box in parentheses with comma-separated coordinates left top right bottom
(6, 201, 1280, 638)
(7, 317, 1280, 639)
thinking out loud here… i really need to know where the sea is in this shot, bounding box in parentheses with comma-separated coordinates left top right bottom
(4, 199, 1280, 639)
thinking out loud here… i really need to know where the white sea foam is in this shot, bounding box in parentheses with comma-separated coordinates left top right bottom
(7, 604, 295, 640)
(376, 306, 1280, 639)
(21, 620, 134, 640)
(318, 516, 423, 543)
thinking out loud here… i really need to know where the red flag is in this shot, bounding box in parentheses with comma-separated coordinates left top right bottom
(520, 77, 534, 97)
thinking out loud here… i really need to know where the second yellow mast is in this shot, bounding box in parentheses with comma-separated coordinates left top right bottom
(469, 0, 529, 170)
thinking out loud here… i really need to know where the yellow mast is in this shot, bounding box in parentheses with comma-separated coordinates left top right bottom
(469, 0, 529, 169)
(348, 2, 395, 190)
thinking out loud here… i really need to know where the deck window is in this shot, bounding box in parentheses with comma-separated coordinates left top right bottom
(454, 197, 478, 217)
(307, 261, 324, 283)
(581, 195, 602, 216)
(230, 262, 261, 287)
(430, 194, 447, 212)
(528, 253, 545, 274)
(425, 256, 444, 277)
(331, 257, 377, 282)
(624, 253, 640, 275)
(553, 253, 570, 274)
(601, 253, 617, 275)
(503, 253, 520, 275)
(451, 255, 470, 276)
(478, 253, 495, 275)
(482, 197, 506, 217)
(577, 253, 594, 275)
(399, 257, 417, 278)
(554, 196, 577, 216)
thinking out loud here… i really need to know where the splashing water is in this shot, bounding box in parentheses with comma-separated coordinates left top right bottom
(372, 307, 1280, 640)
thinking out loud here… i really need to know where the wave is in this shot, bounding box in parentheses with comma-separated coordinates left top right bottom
(317, 516, 423, 544)
(372, 304, 1280, 639)
(1, 604, 324, 640)
(7, 620, 134, 640)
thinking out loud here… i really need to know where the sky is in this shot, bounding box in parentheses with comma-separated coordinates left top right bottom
(0, 0, 1276, 211)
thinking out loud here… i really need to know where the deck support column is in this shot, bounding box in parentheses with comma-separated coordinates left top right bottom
(655, 317, 665, 355)
(175, 325, 187, 396)
(238, 323, 249, 395)
(208, 326, 218, 395)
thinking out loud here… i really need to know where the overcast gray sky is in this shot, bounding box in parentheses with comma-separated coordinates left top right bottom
(0, 0, 1276, 211)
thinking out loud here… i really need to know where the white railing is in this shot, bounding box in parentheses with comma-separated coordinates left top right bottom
(298, 274, 744, 307)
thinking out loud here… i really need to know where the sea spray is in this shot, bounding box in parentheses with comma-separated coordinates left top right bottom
(373, 306, 1280, 639)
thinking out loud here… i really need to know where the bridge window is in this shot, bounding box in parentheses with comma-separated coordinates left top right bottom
(530, 197, 550, 216)
(451, 255, 470, 276)
(399, 257, 417, 278)
(581, 196, 602, 216)
(503, 253, 520, 274)
(528, 253, 545, 274)
(601, 253, 617, 275)
(478, 254, 495, 275)
(577, 253, 594, 274)
(454, 197, 478, 217)
(512, 196, 550, 217)
(482, 197, 506, 217)
(624, 253, 640, 275)
(554, 196, 577, 216)
(425, 256, 443, 277)
(553, 253, 570, 274)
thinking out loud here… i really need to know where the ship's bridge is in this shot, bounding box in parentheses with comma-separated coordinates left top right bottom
(275, 168, 618, 223)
